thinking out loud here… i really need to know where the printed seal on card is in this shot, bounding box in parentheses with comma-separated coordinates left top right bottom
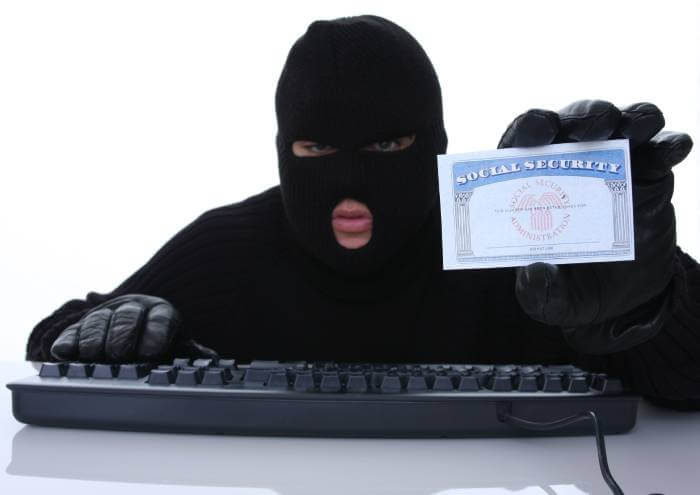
(509, 179, 573, 242)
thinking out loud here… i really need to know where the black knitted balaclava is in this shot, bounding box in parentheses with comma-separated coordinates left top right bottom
(275, 15, 447, 277)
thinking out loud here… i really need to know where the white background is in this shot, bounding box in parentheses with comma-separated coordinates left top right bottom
(1, 0, 698, 361)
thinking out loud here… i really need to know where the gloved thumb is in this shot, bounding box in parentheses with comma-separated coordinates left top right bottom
(515, 262, 600, 327)
(173, 338, 219, 359)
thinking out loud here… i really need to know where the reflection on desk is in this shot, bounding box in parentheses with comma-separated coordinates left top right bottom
(8, 424, 598, 494)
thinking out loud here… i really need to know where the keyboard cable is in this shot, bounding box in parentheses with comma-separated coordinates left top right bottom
(497, 406, 626, 494)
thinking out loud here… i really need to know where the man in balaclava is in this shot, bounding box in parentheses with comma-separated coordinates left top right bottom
(275, 15, 446, 278)
(27, 15, 700, 408)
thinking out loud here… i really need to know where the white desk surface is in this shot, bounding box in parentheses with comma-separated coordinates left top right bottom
(2, 360, 699, 494)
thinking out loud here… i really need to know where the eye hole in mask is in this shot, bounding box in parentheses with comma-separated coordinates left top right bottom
(292, 134, 416, 157)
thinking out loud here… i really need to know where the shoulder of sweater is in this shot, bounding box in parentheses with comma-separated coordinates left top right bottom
(182, 186, 285, 242)
(196, 185, 283, 222)
(677, 246, 700, 275)
(139, 187, 287, 268)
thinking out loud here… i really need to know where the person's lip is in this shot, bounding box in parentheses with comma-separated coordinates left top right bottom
(332, 202, 373, 233)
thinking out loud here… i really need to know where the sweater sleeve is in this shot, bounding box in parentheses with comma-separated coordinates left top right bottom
(569, 247, 700, 409)
(25, 187, 282, 362)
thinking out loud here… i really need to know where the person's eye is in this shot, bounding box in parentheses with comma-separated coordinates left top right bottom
(292, 140, 339, 157)
(374, 140, 401, 151)
(362, 134, 416, 152)
(309, 143, 330, 152)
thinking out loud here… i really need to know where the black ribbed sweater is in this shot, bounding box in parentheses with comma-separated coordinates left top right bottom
(26, 186, 700, 409)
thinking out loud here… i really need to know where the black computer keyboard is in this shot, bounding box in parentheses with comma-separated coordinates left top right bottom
(7, 358, 639, 437)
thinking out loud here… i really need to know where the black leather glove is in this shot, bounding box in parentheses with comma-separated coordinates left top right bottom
(498, 100, 693, 353)
(50, 294, 218, 362)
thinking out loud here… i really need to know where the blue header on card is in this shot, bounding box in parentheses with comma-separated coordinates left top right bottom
(452, 148, 626, 192)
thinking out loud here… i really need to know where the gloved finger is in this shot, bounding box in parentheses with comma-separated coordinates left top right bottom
(631, 131, 693, 182)
(50, 322, 81, 361)
(497, 109, 560, 149)
(515, 262, 600, 327)
(556, 100, 621, 142)
(613, 102, 665, 149)
(105, 302, 146, 362)
(632, 174, 675, 212)
(136, 302, 180, 360)
(77, 308, 112, 361)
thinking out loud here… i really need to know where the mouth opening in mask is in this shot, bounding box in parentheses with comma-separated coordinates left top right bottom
(331, 198, 373, 249)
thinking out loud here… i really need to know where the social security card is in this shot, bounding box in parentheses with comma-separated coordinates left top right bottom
(437, 139, 634, 270)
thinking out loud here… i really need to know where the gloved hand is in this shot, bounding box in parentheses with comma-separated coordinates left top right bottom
(498, 100, 693, 353)
(50, 294, 218, 362)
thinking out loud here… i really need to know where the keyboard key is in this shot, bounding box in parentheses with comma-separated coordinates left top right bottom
(39, 362, 67, 378)
(218, 359, 236, 368)
(320, 374, 341, 392)
(346, 374, 368, 392)
(517, 376, 538, 392)
(432, 375, 454, 391)
(457, 376, 479, 391)
(244, 369, 271, 387)
(592, 375, 624, 394)
(568, 376, 589, 393)
(490, 375, 513, 392)
(267, 372, 289, 388)
(542, 375, 563, 393)
(294, 372, 315, 392)
(192, 358, 217, 368)
(250, 360, 281, 369)
(92, 364, 118, 379)
(66, 363, 93, 378)
(172, 358, 191, 367)
(380, 375, 401, 393)
(117, 364, 150, 379)
(407, 375, 428, 392)
(200, 369, 226, 386)
(175, 368, 202, 386)
(207, 367, 233, 381)
(148, 368, 176, 385)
